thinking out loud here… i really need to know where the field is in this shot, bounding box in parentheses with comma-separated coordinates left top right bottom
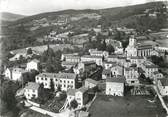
(89, 95, 166, 117)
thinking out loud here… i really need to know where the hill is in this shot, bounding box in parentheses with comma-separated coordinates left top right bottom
(1, 1, 167, 51)
(0, 12, 25, 21)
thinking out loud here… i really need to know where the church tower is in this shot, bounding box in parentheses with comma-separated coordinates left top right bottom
(129, 35, 136, 47)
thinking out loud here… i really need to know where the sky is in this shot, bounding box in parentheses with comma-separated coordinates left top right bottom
(0, 0, 163, 16)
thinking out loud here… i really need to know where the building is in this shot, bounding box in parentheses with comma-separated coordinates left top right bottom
(157, 78, 168, 96)
(81, 55, 103, 66)
(24, 82, 40, 99)
(61, 61, 78, 69)
(124, 67, 139, 85)
(103, 61, 116, 69)
(111, 64, 124, 76)
(152, 71, 163, 81)
(102, 69, 112, 80)
(137, 45, 153, 57)
(67, 87, 89, 108)
(89, 49, 109, 59)
(130, 56, 145, 67)
(73, 61, 96, 74)
(125, 36, 138, 58)
(85, 78, 98, 88)
(61, 53, 79, 61)
(141, 61, 158, 78)
(65, 55, 81, 63)
(106, 76, 125, 96)
(4, 67, 27, 81)
(125, 36, 153, 58)
(35, 72, 77, 91)
(26, 59, 40, 71)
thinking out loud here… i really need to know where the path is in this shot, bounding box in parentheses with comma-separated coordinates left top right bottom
(153, 86, 168, 115)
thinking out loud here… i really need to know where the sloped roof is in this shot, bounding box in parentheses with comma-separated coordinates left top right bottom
(25, 82, 40, 90)
(106, 75, 125, 83)
(85, 78, 98, 85)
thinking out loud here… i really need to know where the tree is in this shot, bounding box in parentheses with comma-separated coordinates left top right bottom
(27, 48, 33, 55)
(106, 44, 115, 54)
(50, 79, 55, 92)
(70, 99, 78, 109)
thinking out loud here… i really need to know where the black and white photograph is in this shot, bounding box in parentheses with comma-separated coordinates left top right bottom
(0, 0, 168, 117)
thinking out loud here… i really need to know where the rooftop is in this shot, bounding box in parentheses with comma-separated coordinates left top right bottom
(25, 82, 40, 90)
(37, 72, 76, 79)
(82, 55, 102, 59)
(106, 75, 125, 83)
(85, 78, 98, 85)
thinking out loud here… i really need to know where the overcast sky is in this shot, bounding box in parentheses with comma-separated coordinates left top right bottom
(0, 0, 161, 15)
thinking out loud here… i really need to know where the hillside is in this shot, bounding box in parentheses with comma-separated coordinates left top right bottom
(0, 12, 25, 21)
(1, 1, 167, 51)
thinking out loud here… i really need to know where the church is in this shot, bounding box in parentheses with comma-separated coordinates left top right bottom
(125, 36, 153, 58)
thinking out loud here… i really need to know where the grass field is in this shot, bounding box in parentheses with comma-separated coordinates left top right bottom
(89, 95, 166, 117)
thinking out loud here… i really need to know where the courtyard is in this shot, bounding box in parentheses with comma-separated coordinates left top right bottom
(89, 95, 166, 117)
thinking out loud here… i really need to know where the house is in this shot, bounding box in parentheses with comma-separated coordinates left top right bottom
(24, 82, 40, 99)
(81, 55, 103, 66)
(61, 61, 78, 69)
(141, 61, 158, 78)
(89, 49, 109, 59)
(106, 76, 125, 96)
(111, 64, 124, 76)
(152, 71, 163, 81)
(4, 67, 27, 81)
(26, 59, 40, 71)
(67, 87, 89, 108)
(157, 78, 168, 96)
(102, 69, 112, 80)
(61, 53, 79, 61)
(85, 78, 98, 88)
(35, 72, 77, 91)
(124, 67, 139, 85)
(73, 61, 97, 75)
(130, 56, 144, 67)
(65, 55, 81, 63)
(117, 56, 126, 66)
(103, 61, 116, 69)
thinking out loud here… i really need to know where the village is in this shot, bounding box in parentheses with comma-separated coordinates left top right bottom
(1, 2, 168, 117)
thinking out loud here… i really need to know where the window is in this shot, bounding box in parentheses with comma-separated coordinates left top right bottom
(41, 77, 43, 80)
(64, 85, 66, 87)
(64, 80, 66, 83)
(45, 78, 47, 80)
(68, 81, 69, 83)
(33, 90, 35, 93)
(36, 77, 39, 80)
(45, 83, 47, 86)
(60, 80, 62, 83)
(55, 79, 57, 81)
(71, 81, 73, 84)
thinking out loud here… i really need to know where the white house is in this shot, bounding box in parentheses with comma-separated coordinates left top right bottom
(106, 76, 125, 96)
(35, 72, 77, 91)
(102, 69, 112, 80)
(73, 61, 96, 75)
(103, 61, 116, 69)
(67, 87, 89, 108)
(157, 78, 168, 96)
(111, 64, 124, 76)
(85, 78, 98, 89)
(141, 61, 158, 78)
(4, 68, 27, 81)
(130, 56, 145, 67)
(81, 55, 103, 66)
(24, 82, 40, 100)
(26, 59, 40, 71)
(89, 49, 109, 59)
(124, 67, 139, 85)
